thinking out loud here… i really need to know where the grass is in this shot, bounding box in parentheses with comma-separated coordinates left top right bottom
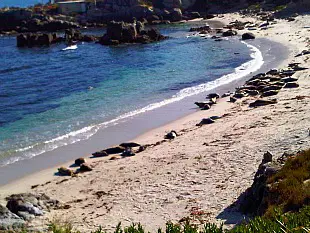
(41, 207, 310, 233)
(266, 149, 310, 214)
(48, 218, 81, 233)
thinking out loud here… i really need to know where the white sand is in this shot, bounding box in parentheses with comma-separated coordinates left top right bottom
(1, 13, 310, 232)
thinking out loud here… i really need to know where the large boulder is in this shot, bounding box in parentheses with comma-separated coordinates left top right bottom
(169, 8, 182, 22)
(6, 193, 58, 221)
(107, 21, 125, 41)
(99, 21, 166, 45)
(17, 33, 55, 47)
(0, 205, 25, 230)
(122, 24, 137, 42)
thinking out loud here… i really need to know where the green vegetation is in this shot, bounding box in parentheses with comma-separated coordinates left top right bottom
(48, 218, 81, 233)
(266, 149, 310, 214)
(41, 208, 310, 233)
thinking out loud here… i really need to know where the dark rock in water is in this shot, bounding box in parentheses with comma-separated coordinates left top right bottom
(92, 150, 108, 157)
(119, 142, 141, 148)
(79, 163, 92, 172)
(284, 82, 299, 88)
(99, 21, 166, 46)
(207, 93, 220, 99)
(104, 146, 126, 154)
(17, 33, 55, 47)
(229, 96, 237, 103)
(165, 130, 177, 139)
(0, 204, 25, 230)
(58, 167, 74, 176)
(122, 24, 137, 42)
(107, 21, 125, 41)
(75, 158, 86, 166)
(249, 99, 277, 107)
(281, 77, 298, 83)
(6, 193, 58, 221)
(222, 30, 237, 37)
(196, 118, 215, 126)
(242, 32, 255, 40)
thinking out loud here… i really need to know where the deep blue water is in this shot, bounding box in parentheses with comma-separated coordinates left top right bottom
(0, 0, 48, 8)
(0, 23, 257, 167)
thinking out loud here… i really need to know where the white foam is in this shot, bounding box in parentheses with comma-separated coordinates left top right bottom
(62, 45, 78, 51)
(0, 41, 264, 167)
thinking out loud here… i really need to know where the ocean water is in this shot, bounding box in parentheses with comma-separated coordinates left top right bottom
(0, 0, 48, 8)
(0, 23, 263, 167)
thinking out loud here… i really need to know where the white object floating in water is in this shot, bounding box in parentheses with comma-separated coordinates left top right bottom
(62, 44, 78, 51)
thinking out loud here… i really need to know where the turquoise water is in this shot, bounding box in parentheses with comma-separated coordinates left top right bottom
(0, 0, 48, 8)
(0, 24, 261, 167)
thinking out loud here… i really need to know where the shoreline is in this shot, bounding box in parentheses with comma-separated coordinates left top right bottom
(0, 36, 287, 188)
(0, 13, 309, 232)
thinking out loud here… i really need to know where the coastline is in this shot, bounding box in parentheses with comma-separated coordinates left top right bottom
(0, 37, 287, 187)
(0, 13, 310, 232)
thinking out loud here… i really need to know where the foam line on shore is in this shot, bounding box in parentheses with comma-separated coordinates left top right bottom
(0, 41, 264, 167)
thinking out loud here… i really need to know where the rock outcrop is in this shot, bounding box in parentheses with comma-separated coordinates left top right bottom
(0, 205, 25, 230)
(99, 21, 167, 45)
(0, 9, 79, 34)
(6, 193, 58, 221)
(16, 33, 59, 47)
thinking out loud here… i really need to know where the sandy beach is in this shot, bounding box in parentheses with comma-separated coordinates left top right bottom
(1, 12, 310, 232)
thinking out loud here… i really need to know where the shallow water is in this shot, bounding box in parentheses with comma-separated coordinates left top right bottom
(0, 23, 258, 167)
